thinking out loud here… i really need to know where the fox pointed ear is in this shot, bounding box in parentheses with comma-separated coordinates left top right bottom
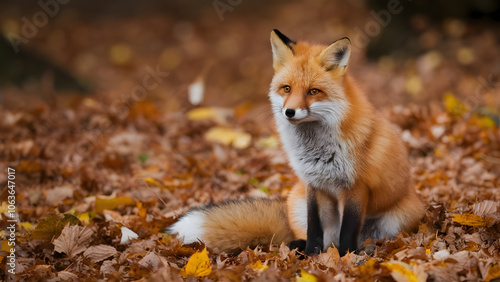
(270, 29, 295, 71)
(319, 37, 351, 75)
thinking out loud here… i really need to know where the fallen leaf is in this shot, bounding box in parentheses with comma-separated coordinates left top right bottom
(120, 226, 139, 244)
(205, 127, 251, 149)
(382, 261, 420, 282)
(486, 264, 500, 282)
(53, 224, 94, 259)
(77, 212, 92, 225)
(83, 244, 117, 262)
(179, 247, 212, 278)
(452, 213, 492, 227)
(188, 78, 204, 106)
(58, 270, 79, 280)
(1, 240, 11, 252)
(187, 107, 233, 123)
(472, 200, 499, 217)
(46, 185, 74, 205)
(17, 160, 43, 173)
(250, 260, 269, 273)
(443, 92, 467, 117)
(28, 214, 80, 240)
(314, 246, 340, 268)
(95, 196, 136, 214)
(297, 269, 318, 282)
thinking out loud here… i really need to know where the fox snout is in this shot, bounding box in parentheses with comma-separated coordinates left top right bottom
(282, 107, 309, 123)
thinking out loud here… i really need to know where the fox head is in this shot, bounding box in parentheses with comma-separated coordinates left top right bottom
(269, 29, 351, 125)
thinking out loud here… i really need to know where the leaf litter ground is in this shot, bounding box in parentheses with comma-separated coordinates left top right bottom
(0, 95, 499, 281)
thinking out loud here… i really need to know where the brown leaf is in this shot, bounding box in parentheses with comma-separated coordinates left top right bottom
(83, 244, 117, 262)
(53, 224, 94, 259)
(314, 246, 340, 268)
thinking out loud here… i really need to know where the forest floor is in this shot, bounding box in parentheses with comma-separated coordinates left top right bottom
(1, 0, 500, 281)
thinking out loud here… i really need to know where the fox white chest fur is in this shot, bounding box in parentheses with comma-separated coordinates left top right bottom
(270, 93, 355, 192)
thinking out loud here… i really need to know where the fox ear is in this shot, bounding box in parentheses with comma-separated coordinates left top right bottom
(319, 37, 351, 74)
(270, 29, 295, 71)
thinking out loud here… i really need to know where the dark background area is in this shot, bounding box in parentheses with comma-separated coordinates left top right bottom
(1, 0, 499, 114)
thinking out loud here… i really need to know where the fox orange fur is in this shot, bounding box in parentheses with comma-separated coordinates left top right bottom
(166, 30, 425, 256)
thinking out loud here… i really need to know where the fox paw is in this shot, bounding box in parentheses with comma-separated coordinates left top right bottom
(287, 239, 306, 252)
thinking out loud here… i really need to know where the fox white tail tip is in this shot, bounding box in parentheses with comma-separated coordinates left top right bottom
(167, 210, 206, 244)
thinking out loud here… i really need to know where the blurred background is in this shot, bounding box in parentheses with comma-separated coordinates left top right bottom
(1, 0, 499, 113)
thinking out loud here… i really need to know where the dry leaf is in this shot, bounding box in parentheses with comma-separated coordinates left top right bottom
(452, 213, 492, 227)
(95, 196, 136, 214)
(138, 252, 163, 271)
(443, 92, 467, 117)
(297, 269, 318, 282)
(188, 79, 204, 106)
(187, 107, 233, 123)
(179, 248, 212, 278)
(205, 127, 251, 149)
(472, 201, 499, 217)
(83, 244, 117, 262)
(250, 260, 268, 273)
(486, 264, 500, 282)
(46, 185, 74, 205)
(382, 261, 421, 282)
(314, 246, 340, 268)
(58, 270, 79, 281)
(28, 214, 80, 241)
(120, 226, 139, 244)
(53, 224, 94, 259)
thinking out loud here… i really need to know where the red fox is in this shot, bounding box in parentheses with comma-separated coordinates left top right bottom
(166, 30, 425, 256)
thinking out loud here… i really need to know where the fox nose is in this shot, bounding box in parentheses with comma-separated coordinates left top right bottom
(285, 109, 295, 118)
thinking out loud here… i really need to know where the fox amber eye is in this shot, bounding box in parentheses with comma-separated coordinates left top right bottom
(283, 85, 291, 93)
(308, 88, 320, 95)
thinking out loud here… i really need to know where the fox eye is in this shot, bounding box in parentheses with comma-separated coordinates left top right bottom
(308, 88, 320, 95)
(283, 85, 291, 93)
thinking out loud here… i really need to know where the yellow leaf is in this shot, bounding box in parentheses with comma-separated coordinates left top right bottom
(0, 202, 9, 213)
(1, 240, 12, 252)
(20, 222, 34, 231)
(382, 261, 419, 282)
(250, 260, 269, 273)
(109, 43, 131, 65)
(205, 127, 251, 149)
(77, 212, 92, 225)
(470, 115, 496, 129)
(137, 202, 147, 218)
(297, 269, 318, 282)
(452, 213, 492, 227)
(405, 76, 422, 96)
(461, 241, 479, 251)
(28, 214, 80, 240)
(179, 248, 212, 278)
(256, 136, 279, 149)
(95, 196, 136, 214)
(443, 92, 467, 117)
(486, 264, 500, 282)
(140, 177, 163, 187)
(187, 107, 233, 124)
(359, 258, 378, 279)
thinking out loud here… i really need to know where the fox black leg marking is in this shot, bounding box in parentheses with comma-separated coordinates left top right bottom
(338, 201, 362, 256)
(287, 239, 306, 252)
(305, 188, 323, 255)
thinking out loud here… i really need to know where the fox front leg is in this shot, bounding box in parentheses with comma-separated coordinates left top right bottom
(337, 188, 367, 256)
(305, 188, 324, 255)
